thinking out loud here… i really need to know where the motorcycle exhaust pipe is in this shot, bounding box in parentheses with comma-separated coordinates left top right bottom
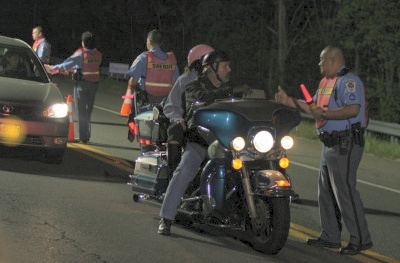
(133, 193, 145, 202)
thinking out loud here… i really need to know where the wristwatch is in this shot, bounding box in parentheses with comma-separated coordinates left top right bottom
(320, 110, 327, 120)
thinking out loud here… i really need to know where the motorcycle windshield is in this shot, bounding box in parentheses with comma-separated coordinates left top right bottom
(193, 99, 300, 148)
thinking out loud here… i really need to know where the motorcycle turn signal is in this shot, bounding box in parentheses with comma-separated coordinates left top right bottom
(232, 158, 243, 170)
(279, 157, 290, 169)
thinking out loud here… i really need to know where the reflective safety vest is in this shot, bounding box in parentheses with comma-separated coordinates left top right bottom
(315, 71, 369, 129)
(144, 51, 177, 97)
(32, 38, 51, 63)
(32, 38, 45, 52)
(74, 48, 102, 82)
(315, 76, 338, 128)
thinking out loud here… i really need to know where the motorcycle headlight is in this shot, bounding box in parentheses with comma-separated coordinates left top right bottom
(281, 136, 294, 150)
(253, 131, 274, 153)
(231, 137, 245, 151)
(42, 103, 69, 118)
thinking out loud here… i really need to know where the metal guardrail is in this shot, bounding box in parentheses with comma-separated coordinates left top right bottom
(301, 113, 400, 144)
(366, 119, 400, 144)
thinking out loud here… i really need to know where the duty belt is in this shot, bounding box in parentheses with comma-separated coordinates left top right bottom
(318, 122, 365, 148)
(318, 130, 349, 147)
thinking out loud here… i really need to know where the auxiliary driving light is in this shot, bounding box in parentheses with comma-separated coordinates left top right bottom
(281, 136, 294, 149)
(231, 137, 245, 151)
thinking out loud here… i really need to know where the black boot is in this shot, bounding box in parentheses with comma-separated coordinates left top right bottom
(158, 218, 172, 235)
(167, 143, 182, 179)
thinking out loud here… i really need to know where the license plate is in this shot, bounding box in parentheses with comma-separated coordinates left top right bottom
(0, 123, 21, 138)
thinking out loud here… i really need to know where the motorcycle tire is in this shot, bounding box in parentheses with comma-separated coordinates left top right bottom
(245, 197, 290, 254)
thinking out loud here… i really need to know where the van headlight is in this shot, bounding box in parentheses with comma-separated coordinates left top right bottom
(253, 131, 274, 153)
(42, 103, 69, 118)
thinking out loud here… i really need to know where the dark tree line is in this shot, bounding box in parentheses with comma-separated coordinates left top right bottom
(1, 0, 399, 122)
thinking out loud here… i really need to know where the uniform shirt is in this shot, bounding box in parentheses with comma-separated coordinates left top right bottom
(127, 47, 180, 91)
(53, 48, 97, 72)
(314, 66, 366, 133)
(35, 39, 51, 63)
(163, 70, 198, 123)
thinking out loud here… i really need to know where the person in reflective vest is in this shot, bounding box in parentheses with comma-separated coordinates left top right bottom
(72, 47, 102, 82)
(45, 32, 102, 144)
(274, 46, 372, 255)
(32, 26, 51, 64)
(126, 29, 179, 105)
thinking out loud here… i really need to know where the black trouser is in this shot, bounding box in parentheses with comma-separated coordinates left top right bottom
(73, 81, 98, 141)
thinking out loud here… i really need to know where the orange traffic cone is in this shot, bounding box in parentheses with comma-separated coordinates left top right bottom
(120, 85, 134, 117)
(66, 95, 75, 142)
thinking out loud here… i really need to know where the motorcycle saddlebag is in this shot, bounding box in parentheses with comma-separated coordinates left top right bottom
(130, 154, 169, 196)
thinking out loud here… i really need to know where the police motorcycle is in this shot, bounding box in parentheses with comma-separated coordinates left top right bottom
(129, 98, 300, 254)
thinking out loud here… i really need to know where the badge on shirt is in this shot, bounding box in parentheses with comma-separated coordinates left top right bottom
(345, 79, 356, 93)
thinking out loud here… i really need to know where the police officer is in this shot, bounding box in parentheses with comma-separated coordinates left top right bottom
(45, 32, 102, 144)
(163, 44, 215, 179)
(275, 46, 372, 255)
(32, 26, 51, 64)
(126, 29, 180, 106)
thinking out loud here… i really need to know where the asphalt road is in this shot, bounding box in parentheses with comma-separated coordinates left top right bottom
(0, 79, 399, 263)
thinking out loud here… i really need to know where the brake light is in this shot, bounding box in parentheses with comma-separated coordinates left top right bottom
(138, 138, 151, 145)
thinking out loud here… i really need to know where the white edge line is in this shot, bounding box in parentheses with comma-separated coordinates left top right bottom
(94, 105, 119, 114)
(290, 161, 400, 194)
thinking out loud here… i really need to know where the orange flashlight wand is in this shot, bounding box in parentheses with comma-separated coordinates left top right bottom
(299, 84, 317, 110)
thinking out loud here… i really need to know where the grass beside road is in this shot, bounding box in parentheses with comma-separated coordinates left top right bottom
(57, 76, 400, 161)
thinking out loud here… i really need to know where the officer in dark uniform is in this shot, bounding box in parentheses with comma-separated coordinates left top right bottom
(275, 46, 372, 255)
(158, 50, 234, 235)
(163, 44, 215, 179)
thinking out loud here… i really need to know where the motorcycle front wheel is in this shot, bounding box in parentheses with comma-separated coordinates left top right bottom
(246, 197, 290, 254)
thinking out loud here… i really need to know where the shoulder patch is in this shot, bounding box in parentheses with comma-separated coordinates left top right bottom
(345, 79, 356, 93)
(131, 56, 141, 67)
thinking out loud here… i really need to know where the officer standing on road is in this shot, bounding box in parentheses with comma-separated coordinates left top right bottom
(126, 29, 179, 106)
(45, 32, 102, 144)
(275, 46, 372, 255)
(162, 44, 215, 180)
(32, 26, 51, 64)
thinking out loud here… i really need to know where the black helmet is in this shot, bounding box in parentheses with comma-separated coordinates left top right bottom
(202, 50, 230, 72)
